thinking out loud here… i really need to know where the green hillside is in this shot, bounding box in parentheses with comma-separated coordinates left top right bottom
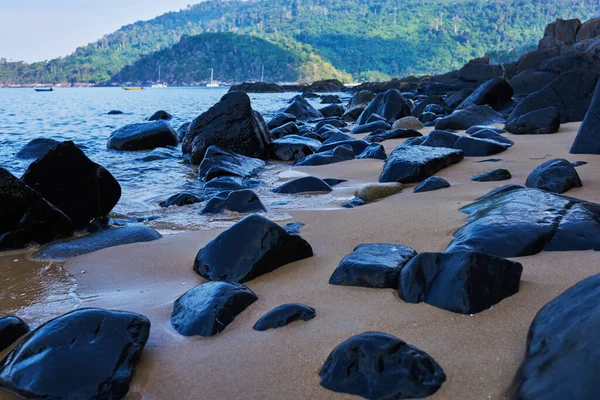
(1, 0, 600, 85)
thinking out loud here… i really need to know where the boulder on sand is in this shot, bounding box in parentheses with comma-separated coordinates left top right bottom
(282, 95, 323, 120)
(273, 177, 333, 194)
(270, 135, 320, 161)
(354, 183, 404, 203)
(21, 141, 121, 229)
(453, 136, 510, 157)
(526, 159, 582, 194)
(380, 145, 464, 184)
(505, 107, 561, 135)
(295, 144, 355, 167)
(201, 189, 267, 214)
(413, 176, 451, 193)
(182, 91, 271, 164)
(435, 104, 505, 131)
(571, 80, 600, 154)
(253, 304, 316, 331)
(471, 168, 512, 182)
(357, 143, 387, 160)
(392, 116, 424, 130)
(457, 77, 514, 111)
(107, 121, 178, 150)
(357, 89, 411, 125)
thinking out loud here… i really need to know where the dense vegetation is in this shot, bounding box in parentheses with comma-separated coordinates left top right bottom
(1, 0, 600, 85)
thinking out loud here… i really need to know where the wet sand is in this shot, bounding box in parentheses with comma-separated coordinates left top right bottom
(2, 122, 600, 399)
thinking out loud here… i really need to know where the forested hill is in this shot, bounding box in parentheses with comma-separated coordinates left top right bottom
(2, 0, 600, 85)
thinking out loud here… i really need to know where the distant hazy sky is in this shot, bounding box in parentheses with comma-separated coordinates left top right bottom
(0, 0, 196, 62)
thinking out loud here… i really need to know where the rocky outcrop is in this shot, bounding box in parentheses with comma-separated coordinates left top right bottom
(229, 82, 285, 93)
(107, 121, 177, 150)
(253, 304, 316, 331)
(380, 145, 464, 184)
(526, 159, 582, 194)
(356, 89, 411, 125)
(308, 79, 346, 92)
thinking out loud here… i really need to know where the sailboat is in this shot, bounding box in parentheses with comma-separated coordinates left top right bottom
(206, 68, 220, 87)
(151, 66, 167, 88)
(261, 65, 265, 82)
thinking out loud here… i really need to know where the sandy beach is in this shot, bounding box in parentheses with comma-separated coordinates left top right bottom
(1, 122, 600, 400)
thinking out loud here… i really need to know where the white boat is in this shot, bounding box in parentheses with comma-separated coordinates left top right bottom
(151, 66, 167, 88)
(207, 68, 220, 87)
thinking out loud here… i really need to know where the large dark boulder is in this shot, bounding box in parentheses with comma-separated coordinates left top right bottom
(270, 122, 300, 138)
(319, 332, 446, 400)
(159, 191, 203, 207)
(282, 95, 323, 120)
(320, 104, 345, 118)
(509, 274, 600, 400)
(201, 189, 266, 214)
(364, 128, 422, 143)
(445, 88, 474, 109)
(15, 138, 60, 159)
(526, 159, 582, 194)
(198, 146, 265, 181)
(182, 91, 271, 164)
(107, 121, 177, 151)
(0, 168, 73, 250)
(21, 141, 121, 229)
(266, 113, 296, 130)
(348, 90, 375, 108)
(0, 316, 29, 352)
(270, 135, 320, 161)
(411, 95, 445, 118)
(380, 145, 464, 184)
(147, 110, 172, 121)
(505, 107, 561, 135)
(308, 79, 346, 92)
(357, 143, 387, 160)
(31, 226, 162, 261)
(352, 121, 391, 135)
(457, 77, 514, 111)
(420, 130, 460, 148)
(273, 177, 333, 194)
(509, 70, 559, 97)
(413, 176, 451, 193)
(295, 144, 355, 167)
(253, 304, 316, 331)
(508, 69, 600, 124)
(453, 136, 510, 157)
(571, 80, 600, 154)
(321, 95, 342, 104)
(193, 214, 313, 283)
(318, 139, 369, 155)
(471, 168, 512, 182)
(435, 104, 505, 131)
(356, 89, 411, 125)
(470, 129, 513, 145)
(459, 60, 503, 83)
(398, 251, 523, 314)
(171, 282, 257, 337)
(329, 244, 417, 289)
(0, 309, 150, 400)
(538, 18, 582, 50)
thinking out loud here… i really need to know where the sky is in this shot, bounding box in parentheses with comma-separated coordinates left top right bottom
(0, 0, 197, 62)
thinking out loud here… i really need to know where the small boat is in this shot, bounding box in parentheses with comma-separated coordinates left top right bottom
(123, 87, 144, 91)
(206, 68, 220, 88)
(34, 87, 53, 92)
(151, 66, 167, 88)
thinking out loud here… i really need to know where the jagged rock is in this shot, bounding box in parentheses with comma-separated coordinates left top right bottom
(505, 107, 561, 135)
(470, 129, 514, 146)
(283, 95, 323, 120)
(198, 146, 265, 181)
(0, 317, 29, 352)
(509, 70, 559, 97)
(321, 95, 342, 104)
(357, 89, 411, 125)
(445, 88, 474, 109)
(315, 118, 346, 130)
(509, 273, 600, 400)
(182, 91, 270, 164)
(435, 104, 505, 131)
(453, 136, 510, 157)
(526, 159, 582, 194)
(295, 144, 355, 167)
(0, 309, 150, 400)
(571, 80, 600, 154)
(159, 191, 203, 207)
(352, 121, 391, 135)
(320, 104, 345, 118)
(107, 110, 124, 115)
(341, 198, 366, 208)
(365, 128, 422, 143)
(420, 130, 460, 148)
(319, 332, 446, 399)
(201, 190, 266, 214)
(21, 141, 120, 229)
(270, 122, 300, 138)
(30, 225, 162, 261)
(253, 304, 316, 331)
(193, 214, 313, 283)
(342, 106, 366, 122)
(412, 95, 445, 118)
(398, 251, 523, 314)
(107, 121, 177, 151)
(357, 144, 387, 160)
(266, 113, 297, 130)
(147, 110, 172, 121)
(171, 282, 257, 337)
(509, 69, 600, 124)
(457, 77, 514, 111)
(273, 177, 333, 194)
(329, 244, 417, 288)
(354, 183, 404, 203)
(270, 135, 320, 161)
(16, 138, 61, 159)
(392, 116, 424, 130)
(471, 168, 512, 182)
(413, 176, 451, 193)
(380, 145, 464, 184)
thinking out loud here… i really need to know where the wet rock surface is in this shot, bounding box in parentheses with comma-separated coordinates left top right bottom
(273, 177, 333, 194)
(107, 121, 178, 151)
(471, 168, 512, 182)
(0, 308, 150, 400)
(295, 144, 355, 167)
(270, 135, 322, 161)
(330, 244, 417, 289)
(198, 146, 265, 181)
(357, 89, 411, 125)
(266, 113, 297, 130)
(365, 128, 422, 143)
(435, 104, 505, 131)
(253, 304, 316, 331)
(398, 251, 523, 314)
(15, 138, 61, 159)
(380, 145, 464, 184)
(283, 95, 323, 120)
(0, 317, 29, 352)
(341, 197, 366, 209)
(357, 143, 387, 160)
(201, 189, 266, 214)
(526, 159, 582, 194)
(194, 214, 313, 283)
(159, 191, 204, 207)
(171, 281, 257, 337)
(413, 176, 451, 193)
(571, 80, 600, 154)
(453, 135, 510, 157)
(319, 332, 446, 400)
(147, 110, 172, 121)
(457, 77, 514, 111)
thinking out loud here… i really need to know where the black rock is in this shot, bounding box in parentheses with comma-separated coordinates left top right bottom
(205, 176, 260, 191)
(270, 122, 300, 139)
(171, 282, 257, 337)
(466, 125, 505, 134)
(270, 135, 320, 161)
(365, 128, 422, 143)
(230, 82, 285, 93)
(253, 304, 316, 331)
(0, 317, 29, 352)
(459, 60, 503, 83)
(107, 110, 124, 115)
(320, 104, 345, 118)
(420, 130, 460, 148)
(572, 161, 588, 167)
(357, 143, 387, 160)
(470, 129, 514, 146)
(509, 274, 600, 400)
(453, 136, 510, 157)
(193, 214, 313, 283)
(201, 190, 266, 214)
(398, 251, 523, 314)
(31, 226, 162, 260)
(0, 308, 150, 400)
(283, 95, 323, 120)
(509, 70, 559, 97)
(295, 144, 355, 167)
(322, 131, 355, 145)
(323, 178, 347, 187)
(319, 139, 368, 156)
(357, 89, 412, 125)
(380, 145, 464, 184)
(182, 91, 271, 164)
(0, 168, 73, 250)
(330, 244, 417, 289)
(352, 121, 391, 135)
(138, 146, 180, 162)
(198, 146, 265, 181)
(315, 118, 346, 130)
(176, 122, 190, 142)
(435, 104, 505, 131)
(478, 158, 503, 163)
(147, 110, 172, 121)
(445, 88, 474, 109)
(348, 90, 375, 108)
(21, 141, 121, 229)
(472, 168, 512, 182)
(341, 197, 366, 208)
(366, 114, 388, 124)
(159, 191, 204, 207)
(412, 95, 445, 118)
(107, 121, 178, 151)
(266, 113, 297, 130)
(341, 106, 366, 122)
(319, 332, 446, 400)
(15, 138, 61, 159)
(571, 80, 600, 154)
(413, 176, 451, 193)
(403, 137, 426, 146)
(321, 95, 342, 104)
(457, 77, 514, 111)
(505, 107, 561, 135)
(283, 222, 305, 235)
(273, 177, 333, 194)
(526, 159, 582, 194)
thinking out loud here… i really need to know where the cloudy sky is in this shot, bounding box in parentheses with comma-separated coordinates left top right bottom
(0, 0, 196, 62)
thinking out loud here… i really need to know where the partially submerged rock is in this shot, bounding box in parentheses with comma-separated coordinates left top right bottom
(380, 145, 464, 184)
(147, 110, 172, 121)
(159, 191, 204, 207)
(253, 304, 316, 331)
(354, 183, 404, 203)
(526, 159, 582, 194)
(0, 316, 29, 352)
(413, 176, 451, 193)
(201, 190, 266, 214)
(198, 146, 265, 181)
(471, 168, 512, 182)
(273, 177, 333, 194)
(108, 121, 178, 150)
(15, 138, 61, 159)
